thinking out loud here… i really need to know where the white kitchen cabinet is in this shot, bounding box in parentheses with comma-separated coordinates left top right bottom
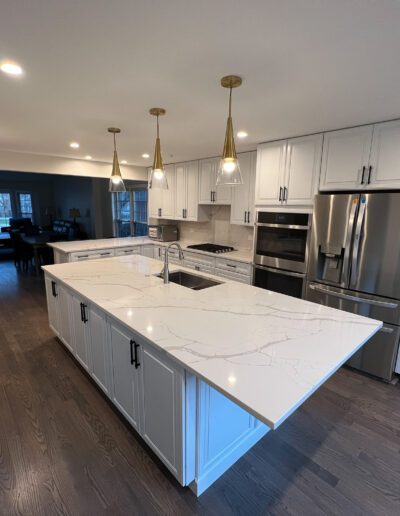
(140, 245, 155, 258)
(148, 165, 175, 219)
(319, 125, 374, 191)
(45, 277, 74, 352)
(115, 246, 141, 257)
(369, 120, 400, 189)
(88, 305, 110, 396)
(230, 151, 257, 226)
(256, 135, 322, 207)
(284, 134, 322, 205)
(70, 294, 90, 371)
(174, 161, 205, 221)
(199, 158, 231, 205)
(45, 276, 61, 336)
(110, 322, 141, 432)
(255, 140, 286, 205)
(70, 249, 115, 262)
(139, 341, 185, 483)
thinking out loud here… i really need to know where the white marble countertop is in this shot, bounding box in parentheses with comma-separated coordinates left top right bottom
(48, 237, 254, 264)
(43, 255, 382, 429)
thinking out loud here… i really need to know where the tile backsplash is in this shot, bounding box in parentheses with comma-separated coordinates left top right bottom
(177, 206, 254, 250)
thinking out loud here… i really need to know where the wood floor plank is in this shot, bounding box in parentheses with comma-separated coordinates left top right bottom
(0, 259, 400, 515)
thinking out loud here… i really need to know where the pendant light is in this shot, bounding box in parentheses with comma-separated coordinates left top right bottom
(216, 75, 243, 186)
(149, 108, 168, 189)
(108, 127, 126, 193)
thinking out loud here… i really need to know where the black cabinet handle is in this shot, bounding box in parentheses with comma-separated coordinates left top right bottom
(244, 211, 246, 223)
(130, 339, 140, 368)
(283, 187, 288, 202)
(130, 339, 134, 365)
(367, 165, 372, 184)
(279, 187, 283, 202)
(247, 211, 250, 224)
(361, 165, 366, 184)
(51, 280, 57, 297)
(134, 342, 140, 369)
(80, 303, 88, 323)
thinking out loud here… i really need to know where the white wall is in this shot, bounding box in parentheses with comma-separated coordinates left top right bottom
(0, 149, 147, 181)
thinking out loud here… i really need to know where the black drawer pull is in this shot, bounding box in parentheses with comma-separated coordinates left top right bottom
(80, 303, 88, 323)
(51, 280, 57, 297)
(361, 165, 366, 184)
(134, 342, 140, 369)
(130, 339, 140, 368)
(130, 339, 134, 365)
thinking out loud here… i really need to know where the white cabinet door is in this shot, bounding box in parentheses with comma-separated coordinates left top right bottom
(369, 120, 400, 189)
(231, 152, 256, 225)
(319, 126, 373, 191)
(160, 164, 175, 219)
(45, 276, 61, 336)
(70, 295, 90, 371)
(174, 164, 186, 220)
(148, 169, 162, 218)
(140, 245, 155, 258)
(284, 134, 322, 206)
(199, 159, 214, 204)
(88, 306, 110, 396)
(185, 161, 199, 221)
(58, 285, 73, 353)
(255, 140, 286, 205)
(139, 342, 184, 483)
(110, 322, 141, 431)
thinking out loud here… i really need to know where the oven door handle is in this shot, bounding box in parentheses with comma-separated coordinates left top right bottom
(254, 265, 306, 278)
(255, 223, 310, 230)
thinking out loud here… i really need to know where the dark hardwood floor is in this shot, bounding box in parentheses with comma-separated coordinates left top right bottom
(0, 259, 399, 515)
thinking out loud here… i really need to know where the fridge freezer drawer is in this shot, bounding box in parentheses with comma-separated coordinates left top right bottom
(346, 323, 400, 381)
(306, 282, 400, 326)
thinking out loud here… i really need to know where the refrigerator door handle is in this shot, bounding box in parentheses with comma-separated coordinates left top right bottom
(380, 326, 394, 334)
(308, 283, 398, 309)
(341, 197, 359, 285)
(350, 196, 367, 287)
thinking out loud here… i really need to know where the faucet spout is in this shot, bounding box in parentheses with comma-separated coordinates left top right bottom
(162, 243, 184, 284)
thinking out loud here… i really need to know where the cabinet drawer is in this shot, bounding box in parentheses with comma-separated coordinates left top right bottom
(183, 251, 216, 267)
(215, 258, 252, 276)
(70, 249, 115, 261)
(184, 261, 215, 275)
(214, 269, 252, 284)
(115, 246, 141, 256)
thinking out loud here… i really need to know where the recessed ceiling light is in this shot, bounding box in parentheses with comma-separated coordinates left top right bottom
(237, 131, 248, 138)
(142, 153, 150, 159)
(121, 160, 127, 164)
(70, 142, 80, 149)
(85, 155, 92, 160)
(0, 61, 23, 76)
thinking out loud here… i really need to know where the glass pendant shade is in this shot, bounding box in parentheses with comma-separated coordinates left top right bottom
(216, 75, 243, 187)
(109, 150, 126, 192)
(149, 135, 168, 189)
(108, 127, 126, 193)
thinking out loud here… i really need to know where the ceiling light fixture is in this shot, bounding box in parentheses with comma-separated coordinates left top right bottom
(216, 75, 243, 186)
(237, 131, 248, 138)
(0, 61, 23, 76)
(70, 142, 80, 149)
(107, 127, 125, 193)
(149, 108, 168, 189)
(85, 155, 92, 160)
(142, 153, 150, 159)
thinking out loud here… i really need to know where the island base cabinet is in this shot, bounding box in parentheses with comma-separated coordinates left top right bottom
(45, 277, 73, 353)
(70, 295, 90, 371)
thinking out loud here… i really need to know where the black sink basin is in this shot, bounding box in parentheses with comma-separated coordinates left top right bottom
(155, 270, 222, 290)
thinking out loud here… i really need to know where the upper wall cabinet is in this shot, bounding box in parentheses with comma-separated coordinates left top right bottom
(198, 158, 232, 205)
(320, 121, 400, 191)
(319, 126, 374, 191)
(174, 161, 204, 221)
(230, 151, 257, 226)
(255, 134, 322, 207)
(148, 164, 176, 219)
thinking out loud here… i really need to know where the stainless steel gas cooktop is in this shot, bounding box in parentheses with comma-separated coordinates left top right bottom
(186, 243, 235, 254)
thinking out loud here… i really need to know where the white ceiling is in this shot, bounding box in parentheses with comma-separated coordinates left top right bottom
(1, 0, 400, 166)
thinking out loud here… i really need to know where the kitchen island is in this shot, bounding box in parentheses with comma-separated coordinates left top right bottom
(43, 255, 381, 495)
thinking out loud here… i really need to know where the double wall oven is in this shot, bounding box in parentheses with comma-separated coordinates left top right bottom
(253, 211, 311, 298)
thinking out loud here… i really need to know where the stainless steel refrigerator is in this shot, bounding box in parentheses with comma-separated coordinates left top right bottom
(306, 192, 400, 381)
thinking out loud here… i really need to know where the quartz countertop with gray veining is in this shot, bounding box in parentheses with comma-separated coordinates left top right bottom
(43, 255, 381, 429)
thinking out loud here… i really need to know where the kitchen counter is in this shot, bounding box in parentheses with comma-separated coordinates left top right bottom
(48, 236, 254, 264)
(43, 254, 381, 429)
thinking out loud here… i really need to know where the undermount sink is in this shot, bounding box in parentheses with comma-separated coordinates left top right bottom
(155, 270, 222, 290)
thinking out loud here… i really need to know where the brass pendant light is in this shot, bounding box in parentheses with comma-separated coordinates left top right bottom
(149, 108, 168, 189)
(216, 75, 243, 186)
(108, 127, 126, 192)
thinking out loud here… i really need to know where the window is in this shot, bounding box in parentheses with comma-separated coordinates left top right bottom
(18, 193, 33, 220)
(113, 189, 148, 237)
(0, 192, 12, 228)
